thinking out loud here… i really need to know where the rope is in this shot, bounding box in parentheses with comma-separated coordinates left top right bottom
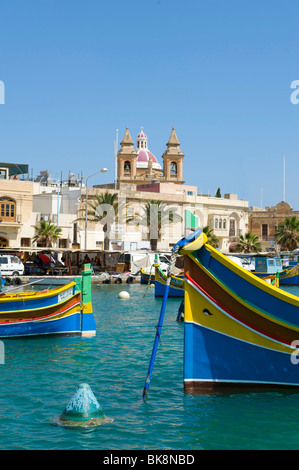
(166, 245, 180, 285)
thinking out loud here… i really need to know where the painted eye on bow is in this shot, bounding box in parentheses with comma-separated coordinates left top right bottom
(203, 309, 212, 316)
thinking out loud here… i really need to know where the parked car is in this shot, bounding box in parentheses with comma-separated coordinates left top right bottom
(0, 255, 24, 276)
(24, 253, 68, 275)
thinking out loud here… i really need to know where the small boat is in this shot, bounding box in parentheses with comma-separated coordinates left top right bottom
(274, 263, 299, 285)
(173, 228, 299, 393)
(254, 263, 299, 285)
(0, 264, 96, 338)
(154, 264, 184, 297)
(140, 268, 155, 285)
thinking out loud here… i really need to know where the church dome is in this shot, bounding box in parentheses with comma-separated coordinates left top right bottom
(136, 128, 161, 169)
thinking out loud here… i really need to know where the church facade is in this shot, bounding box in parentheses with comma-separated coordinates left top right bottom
(83, 126, 249, 252)
(117, 126, 184, 186)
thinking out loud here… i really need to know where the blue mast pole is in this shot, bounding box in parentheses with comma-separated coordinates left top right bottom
(142, 228, 203, 400)
(142, 280, 171, 400)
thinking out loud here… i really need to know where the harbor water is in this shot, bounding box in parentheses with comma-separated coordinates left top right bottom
(0, 283, 299, 450)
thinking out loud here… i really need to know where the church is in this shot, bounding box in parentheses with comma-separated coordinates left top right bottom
(117, 126, 184, 187)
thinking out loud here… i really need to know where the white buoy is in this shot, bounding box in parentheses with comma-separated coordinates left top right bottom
(118, 291, 130, 299)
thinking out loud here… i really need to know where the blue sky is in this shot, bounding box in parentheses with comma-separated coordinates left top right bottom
(0, 0, 298, 209)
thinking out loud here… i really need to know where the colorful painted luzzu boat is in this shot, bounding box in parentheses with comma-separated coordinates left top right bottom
(254, 264, 299, 286)
(0, 264, 96, 338)
(154, 264, 184, 297)
(173, 229, 299, 394)
(140, 268, 155, 285)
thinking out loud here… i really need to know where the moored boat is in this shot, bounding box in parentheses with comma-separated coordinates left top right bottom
(0, 264, 96, 338)
(255, 263, 299, 285)
(173, 229, 299, 394)
(140, 268, 155, 285)
(154, 264, 184, 297)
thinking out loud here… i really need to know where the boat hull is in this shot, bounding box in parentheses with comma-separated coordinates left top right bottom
(0, 267, 96, 338)
(154, 266, 184, 297)
(254, 264, 299, 285)
(181, 240, 299, 393)
(184, 321, 299, 393)
(140, 269, 155, 284)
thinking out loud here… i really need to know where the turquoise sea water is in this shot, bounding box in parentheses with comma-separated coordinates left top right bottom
(0, 283, 299, 450)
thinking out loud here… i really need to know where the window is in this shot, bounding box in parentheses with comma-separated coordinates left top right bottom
(215, 218, 218, 229)
(219, 219, 222, 229)
(170, 162, 177, 177)
(124, 161, 131, 175)
(262, 224, 268, 240)
(21, 237, 31, 247)
(59, 239, 67, 248)
(223, 219, 226, 229)
(73, 223, 78, 243)
(0, 237, 8, 247)
(0, 197, 16, 222)
(229, 219, 235, 236)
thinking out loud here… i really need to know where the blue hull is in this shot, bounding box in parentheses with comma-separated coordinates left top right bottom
(184, 322, 299, 390)
(0, 311, 96, 338)
(155, 281, 184, 297)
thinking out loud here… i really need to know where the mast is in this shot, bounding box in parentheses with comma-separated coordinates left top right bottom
(114, 129, 118, 190)
(283, 155, 285, 201)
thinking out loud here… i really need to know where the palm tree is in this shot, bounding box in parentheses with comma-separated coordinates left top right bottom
(275, 216, 299, 251)
(127, 200, 182, 251)
(32, 220, 62, 247)
(202, 226, 219, 247)
(234, 232, 262, 253)
(80, 192, 124, 251)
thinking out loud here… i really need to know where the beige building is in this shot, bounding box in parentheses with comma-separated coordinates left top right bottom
(0, 166, 81, 250)
(88, 127, 249, 252)
(0, 178, 37, 248)
(0, 128, 249, 254)
(249, 201, 299, 252)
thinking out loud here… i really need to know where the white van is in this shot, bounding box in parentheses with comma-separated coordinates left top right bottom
(0, 255, 24, 276)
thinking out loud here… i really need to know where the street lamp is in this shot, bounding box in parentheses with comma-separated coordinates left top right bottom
(84, 168, 108, 250)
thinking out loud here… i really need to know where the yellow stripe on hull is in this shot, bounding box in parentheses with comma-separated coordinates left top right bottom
(188, 249, 299, 331)
(200, 245, 299, 306)
(185, 279, 294, 354)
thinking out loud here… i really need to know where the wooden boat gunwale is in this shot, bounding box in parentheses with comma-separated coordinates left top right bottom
(192, 244, 299, 307)
(0, 281, 76, 303)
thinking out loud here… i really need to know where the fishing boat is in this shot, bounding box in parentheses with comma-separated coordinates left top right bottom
(140, 268, 155, 285)
(172, 228, 299, 393)
(0, 264, 96, 338)
(254, 263, 299, 285)
(154, 264, 184, 297)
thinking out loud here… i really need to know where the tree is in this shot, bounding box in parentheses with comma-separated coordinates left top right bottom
(81, 192, 125, 251)
(275, 216, 299, 251)
(32, 220, 62, 247)
(127, 200, 182, 251)
(215, 188, 221, 198)
(234, 232, 262, 253)
(202, 226, 219, 247)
